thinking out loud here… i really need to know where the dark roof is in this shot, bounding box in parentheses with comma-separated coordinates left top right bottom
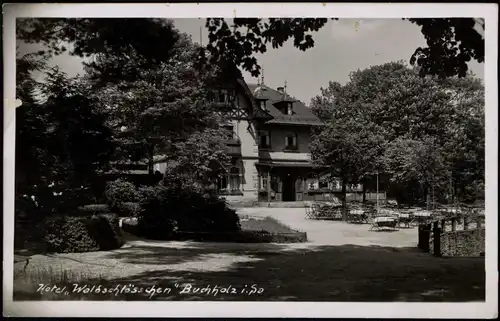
(256, 161, 326, 168)
(247, 83, 324, 126)
(237, 79, 273, 120)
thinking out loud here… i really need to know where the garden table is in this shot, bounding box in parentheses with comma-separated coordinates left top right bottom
(347, 209, 369, 223)
(412, 210, 432, 225)
(369, 216, 398, 231)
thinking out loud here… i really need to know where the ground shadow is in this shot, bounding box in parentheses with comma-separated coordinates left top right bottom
(15, 239, 485, 302)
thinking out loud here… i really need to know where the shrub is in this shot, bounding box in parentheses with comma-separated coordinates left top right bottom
(136, 185, 240, 239)
(115, 202, 142, 217)
(78, 204, 110, 214)
(43, 213, 124, 253)
(104, 179, 138, 214)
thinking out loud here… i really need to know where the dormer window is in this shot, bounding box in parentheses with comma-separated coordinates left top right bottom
(260, 100, 266, 110)
(259, 131, 271, 149)
(287, 103, 293, 115)
(211, 88, 236, 104)
(219, 90, 227, 103)
(284, 133, 298, 151)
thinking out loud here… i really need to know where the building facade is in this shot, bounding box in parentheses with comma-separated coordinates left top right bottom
(154, 72, 381, 205)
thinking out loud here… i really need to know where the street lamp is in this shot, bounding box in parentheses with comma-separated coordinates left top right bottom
(376, 171, 379, 211)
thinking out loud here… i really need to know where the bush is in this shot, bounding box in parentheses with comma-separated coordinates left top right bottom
(78, 204, 110, 214)
(43, 213, 124, 253)
(115, 202, 142, 217)
(104, 179, 138, 214)
(136, 185, 240, 239)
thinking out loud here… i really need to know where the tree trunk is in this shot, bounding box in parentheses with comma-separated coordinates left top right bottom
(341, 179, 347, 220)
(147, 144, 155, 175)
(424, 184, 430, 210)
(362, 178, 367, 203)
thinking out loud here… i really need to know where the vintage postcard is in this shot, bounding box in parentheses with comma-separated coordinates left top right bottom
(3, 2, 498, 319)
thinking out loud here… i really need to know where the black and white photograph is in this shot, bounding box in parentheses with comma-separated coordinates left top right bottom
(3, 3, 498, 318)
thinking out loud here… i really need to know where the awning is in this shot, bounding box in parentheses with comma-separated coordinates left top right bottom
(255, 161, 326, 168)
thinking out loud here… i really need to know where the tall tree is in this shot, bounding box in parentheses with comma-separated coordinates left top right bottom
(310, 81, 343, 121)
(85, 30, 230, 177)
(310, 117, 385, 209)
(310, 62, 484, 205)
(16, 64, 114, 216)
(383, 136, 450, 206)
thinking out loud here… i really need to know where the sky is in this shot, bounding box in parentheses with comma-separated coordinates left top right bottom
(18, 18, 485, 105)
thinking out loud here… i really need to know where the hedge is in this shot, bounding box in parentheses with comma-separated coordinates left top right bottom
(44, 213, 124, 253)
(136, 185, 240, 239)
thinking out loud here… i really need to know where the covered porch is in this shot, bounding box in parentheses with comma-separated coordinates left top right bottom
(256, 161, 327, 204)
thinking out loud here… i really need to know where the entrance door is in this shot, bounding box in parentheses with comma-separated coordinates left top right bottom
(282, 173, 296, 201)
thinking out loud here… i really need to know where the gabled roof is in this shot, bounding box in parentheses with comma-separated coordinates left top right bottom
(247, 83, 324, 126)
(236, 79, 273, 120)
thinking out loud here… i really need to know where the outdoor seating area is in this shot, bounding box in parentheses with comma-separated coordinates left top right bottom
(304, 201, 485, 232)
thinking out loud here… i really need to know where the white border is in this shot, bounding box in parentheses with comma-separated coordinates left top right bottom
(3, 3, 498, 319)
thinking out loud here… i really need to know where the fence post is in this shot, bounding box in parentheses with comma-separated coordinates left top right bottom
(433, 221, 441, 257)
(451, 218, 457, 232)
(476, 216, 481, 229)
(420, 223, 431, 252)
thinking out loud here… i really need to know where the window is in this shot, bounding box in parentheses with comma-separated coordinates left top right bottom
(215, 88, 235, 104)
(217, 176, 228, 191)
(216, 166, 241, 193)
(287, 103, 293, 115)
(307, 179, 319, 190)
(259, 131, 271, 148)
(219, 89, 228, 103)
(261, 175, 268, 190)
(284, 133, 298, 150)
(222, 124, 234, 140)
(260, 100, 267, 110)
(319, 179, 329, 189)
(229, 167, 241, 191)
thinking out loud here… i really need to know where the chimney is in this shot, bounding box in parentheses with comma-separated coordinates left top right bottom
(277, 87, 284, 93)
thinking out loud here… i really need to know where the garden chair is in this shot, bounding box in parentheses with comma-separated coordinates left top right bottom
(304, 201, 320, 219)
(398, 213, 414, 228)
(304, 201, 314, 219)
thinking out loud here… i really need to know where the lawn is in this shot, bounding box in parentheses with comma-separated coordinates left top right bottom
(239, 216, 301, 234)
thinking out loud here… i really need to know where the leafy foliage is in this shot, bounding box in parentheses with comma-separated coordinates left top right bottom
(204, 18, 483, 78)
(205, 18, 329, 77)
(163, 128, 231, 189)
(44, 213, 124, 253)
(85, 29, 229, 177)
(310, 62, 484, 204)
(407, 18, 484, 78)
(16, 62, 114, 216)
(17, 18, 484, 79)
(17, 18, 180, 79)
(104, 179, 138, 211)
(137, 185, 240, 239)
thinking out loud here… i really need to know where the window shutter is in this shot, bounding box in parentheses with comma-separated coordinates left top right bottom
(266, 135, 270, 146)
(292, 135, 297, 147)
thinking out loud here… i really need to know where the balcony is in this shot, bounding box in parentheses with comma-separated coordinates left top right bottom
(225, 132, 241, 155)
